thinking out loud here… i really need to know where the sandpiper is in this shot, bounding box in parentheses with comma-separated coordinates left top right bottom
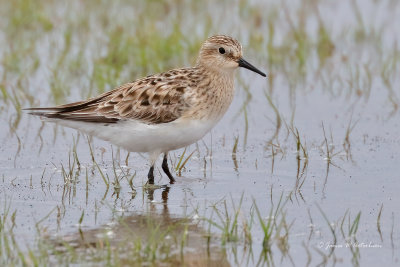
(26, 35, 266, 184)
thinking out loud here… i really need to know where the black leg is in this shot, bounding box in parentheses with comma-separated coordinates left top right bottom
(148, 165, 155, 184)
(162, 154, 175, 184)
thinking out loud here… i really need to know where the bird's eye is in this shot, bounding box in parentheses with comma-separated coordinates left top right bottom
(218, 47, 225, 54)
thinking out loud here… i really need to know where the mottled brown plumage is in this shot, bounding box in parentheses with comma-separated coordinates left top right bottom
(26, 35, 266, 184)
(27, 70, 194, 124)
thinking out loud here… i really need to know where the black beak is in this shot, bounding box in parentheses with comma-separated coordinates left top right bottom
(238, 58, 266, 77)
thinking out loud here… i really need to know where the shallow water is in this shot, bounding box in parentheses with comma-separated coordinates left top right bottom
(0, 0, 399, 266)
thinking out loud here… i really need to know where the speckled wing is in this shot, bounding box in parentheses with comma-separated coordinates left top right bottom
(26, 70, 193, 124)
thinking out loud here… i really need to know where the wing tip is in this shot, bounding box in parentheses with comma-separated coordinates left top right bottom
(23, 107, 60, 112)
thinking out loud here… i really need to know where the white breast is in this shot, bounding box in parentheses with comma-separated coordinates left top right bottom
(55, 117, 218, 154)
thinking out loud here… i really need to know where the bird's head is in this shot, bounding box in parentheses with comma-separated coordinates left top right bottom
(196, 35, 266, 77)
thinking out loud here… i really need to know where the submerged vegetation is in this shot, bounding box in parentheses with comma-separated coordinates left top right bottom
(0, 0, 399, 266)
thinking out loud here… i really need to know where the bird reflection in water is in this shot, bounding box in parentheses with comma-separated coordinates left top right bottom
(52, 185, 230, 266)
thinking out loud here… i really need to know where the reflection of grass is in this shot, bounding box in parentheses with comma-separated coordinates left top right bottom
(0, 186, 383, 266)
(175, 147, 196, 176)
(343, 114, 358, 161)
(0, 0, 398, 266)
(320, 122, 342, 167)
(316, 204, 337, 258)
(202, 192, 294, 265)
(377, 204, 383, 242)
(0, 198, 232, 266)
(232, 136, 239, 171)
(205, 195, 244, 245)
(1, 0, 398, 112)
(339, 209, 362, 266)
(1, 0, 399, 180)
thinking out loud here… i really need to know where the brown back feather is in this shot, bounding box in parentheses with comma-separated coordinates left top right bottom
(26, 69, 195, 124)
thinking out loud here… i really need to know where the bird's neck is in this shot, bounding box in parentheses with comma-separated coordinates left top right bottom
(195, 63, 236, 82)
(191, 65, 235, 121)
